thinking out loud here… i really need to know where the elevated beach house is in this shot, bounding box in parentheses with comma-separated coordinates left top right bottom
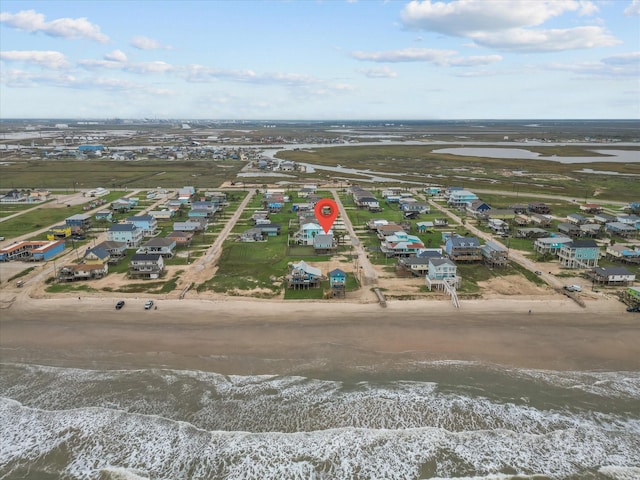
(108, 223, 143, 248)
(558, 240, 600, 269)
(129, 253, 164, 279)
(445, 236, 482, 262)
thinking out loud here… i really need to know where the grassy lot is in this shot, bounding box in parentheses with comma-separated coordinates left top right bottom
(2, 159, 246, 190)
(1, 191, 124, 238)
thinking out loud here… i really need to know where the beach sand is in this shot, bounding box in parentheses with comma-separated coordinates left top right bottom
(1, 293, 638, 375)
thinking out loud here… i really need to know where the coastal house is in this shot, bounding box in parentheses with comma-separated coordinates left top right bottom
(239, 228, 265, 242)
(466, 200, 491, 217)
(95, 210, 113, 222)
(589, 266, 635, 286)
(107, 223, 143, 247)
(425, 258, 461, 291)
(481, 241, 509, 268)
(296, 222, 328, 246)
(83, 245, 110, 265)
(111, 198, 135, 212)
(125, 215, 157, 236)
(448, 190, 478, 208)
(516, 227, 548, 239)
(531, 214, 553, 227)
(47, 224, 72, 241)
(606, 244, 640, 263)
(528, 202, 551, 214)
(567, 213, 588, 225)
(329, 268, 347, 298)
(579, 223, 601, 238)
(605, 222, 637, 238)
(258, 223, 282, 237)
(136, 238, 176, 258)
(166, 231, 194, 246)
(616, 214, 640, 229)
(148, 210, 174, 221)
(400, 201, 430, 214)
(594, 213, 616, 224)
(416, 221, 434, 233)
(445, 236, 482, 263)
(488, 218, 508, 233)
(95, 240, 127, 261)
(558, 240, 600, 269)
(534, 236, 572, 255)
(313, 234, 335, 254)
(557, 222, 580, 237)
(580, 203, 603, 214)
(286, 260, 323, 289)
(65, 213, 92, 231)
(173, 219, 207, 232)
(380, 231, 425, 257)
(57, 262, 108, 282)
(129, 253, 164, 279)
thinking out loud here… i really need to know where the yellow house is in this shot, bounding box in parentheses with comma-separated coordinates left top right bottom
(47, 224, 71, 241)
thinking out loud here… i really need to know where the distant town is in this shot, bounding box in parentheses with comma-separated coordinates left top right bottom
(1, 119, 639, 312)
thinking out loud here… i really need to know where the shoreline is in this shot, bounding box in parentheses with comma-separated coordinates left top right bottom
(2, 293, 638, 375)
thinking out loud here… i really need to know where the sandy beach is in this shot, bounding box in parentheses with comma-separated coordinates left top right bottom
(2, 292, 638, 374)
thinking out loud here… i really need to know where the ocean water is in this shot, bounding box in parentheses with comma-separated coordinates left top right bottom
(1, 362, 639, 480)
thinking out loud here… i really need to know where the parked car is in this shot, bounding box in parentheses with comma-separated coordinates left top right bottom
(564, 285, 582, 292)
(534, 270, 542, 275)
(144, 300, 154, 310)
(627, 306, 640, 313)
(115, 300, 125, 310)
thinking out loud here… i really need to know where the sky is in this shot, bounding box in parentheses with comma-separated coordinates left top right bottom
(0, 0, 639, 120)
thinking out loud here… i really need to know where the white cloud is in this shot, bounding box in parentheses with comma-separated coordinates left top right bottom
(351, 47, 456, 63)
(399, 0, 613, 52)
(125, 61, 174, 74)
(0, 9, 109, 43)
(358, 66, 398, 78)
(447, 54, 503, 66)
(547, 52, 640, 77)
(624, 0, 640, 16)
(130, 35, 171, 50)
(0, 66, 175, 95)
(400, 0, 592, 34)
(0, 50, 69, 69)
(104, 50, 127, 62)
(472, 26, 620, 52)
(350, 47, 501, 66)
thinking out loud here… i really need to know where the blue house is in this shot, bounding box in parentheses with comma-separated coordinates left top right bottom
(65, 213, 92, 231)
(95, 210, 113, 222)
(108, 223, 143, 247)
(125, 215, 158, 236)
(329, 268, 347, 287)
(558, 240, 600, 269)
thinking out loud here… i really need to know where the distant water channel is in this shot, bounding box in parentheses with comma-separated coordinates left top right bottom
(432, 147, 640, 164)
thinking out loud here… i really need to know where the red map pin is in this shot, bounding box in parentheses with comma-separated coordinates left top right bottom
(314, 198, 339, 234)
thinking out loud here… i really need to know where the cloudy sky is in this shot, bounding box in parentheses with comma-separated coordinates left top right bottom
(1, 0, 638, 120)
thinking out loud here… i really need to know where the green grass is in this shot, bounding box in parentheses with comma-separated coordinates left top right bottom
(45, 283, 99, 293)
(6, 266, 36, 283)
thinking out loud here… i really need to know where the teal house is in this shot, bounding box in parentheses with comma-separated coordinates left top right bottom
(329, 268, 347, 287)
